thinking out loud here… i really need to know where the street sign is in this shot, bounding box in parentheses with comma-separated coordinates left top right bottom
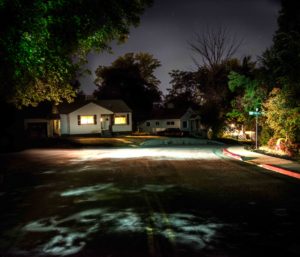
(249, 111, 261, 116)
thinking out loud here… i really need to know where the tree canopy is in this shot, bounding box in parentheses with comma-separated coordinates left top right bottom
(93, 52, 162, 122)
(263, 88, 300, 142)
(261, 0, 300, 94)
(0, 0, 153, 108)
(258, 0, 300, 144)
(165, 70, 202, 108)
(227, 70, 268, 125)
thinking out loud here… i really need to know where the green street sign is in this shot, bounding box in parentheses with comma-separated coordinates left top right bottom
(249, 111, 261, 116)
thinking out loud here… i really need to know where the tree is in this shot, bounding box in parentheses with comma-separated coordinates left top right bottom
(196, 58, 255, 133)
(164, 70, 203, 108)
(94, 52, 162, 122)
(261, 0, 300, 96)
(263, 88, 300, 142)
(187, 27, 245, 135)
(189, 26, 243, 70)
(0, 0, 153, 108)
(227, 71, 268, 124)
(258, 0, 300, 145)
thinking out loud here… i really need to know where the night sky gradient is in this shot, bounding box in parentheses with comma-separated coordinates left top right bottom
(79, 0, 281, 95)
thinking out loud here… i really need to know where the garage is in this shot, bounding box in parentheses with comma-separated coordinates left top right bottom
(26, 122, 48, 138)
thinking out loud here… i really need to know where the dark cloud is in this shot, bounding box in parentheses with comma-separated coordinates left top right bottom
(79, 0, 281, 94)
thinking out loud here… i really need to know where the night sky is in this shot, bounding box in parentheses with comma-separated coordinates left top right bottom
(79, 0, 281, 95)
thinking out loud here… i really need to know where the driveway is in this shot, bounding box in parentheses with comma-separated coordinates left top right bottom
(1, 145, 300, 257)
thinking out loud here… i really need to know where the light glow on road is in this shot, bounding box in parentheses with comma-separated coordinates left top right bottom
(21, 209, 224, 256)
(71, 148, 219, 162)
(60, 183, 176, 201)
(21, 147, 220, 164)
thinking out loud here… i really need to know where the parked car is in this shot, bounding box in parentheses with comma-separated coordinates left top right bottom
(157, 128, 188, 137)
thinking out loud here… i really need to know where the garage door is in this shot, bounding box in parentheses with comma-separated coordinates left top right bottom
(27, 122, 48, 138)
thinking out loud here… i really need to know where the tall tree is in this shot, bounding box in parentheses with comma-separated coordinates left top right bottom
(165, 70, 203, 108)
(259, 0, 300, 144)
(0, 0, 153, 108)
(196, 58, 255, 133)
(261, 0, 300, 95)
(187, 26, 244, 134)
(189, 26, 243, 70)
(94, 52, 162, 122)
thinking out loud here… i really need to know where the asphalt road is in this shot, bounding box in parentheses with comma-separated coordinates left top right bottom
(0, 146, 300, 257)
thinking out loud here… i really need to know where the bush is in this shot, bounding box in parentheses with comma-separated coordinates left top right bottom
(267, 137, 277, 149)
(260, 126, 273, 145)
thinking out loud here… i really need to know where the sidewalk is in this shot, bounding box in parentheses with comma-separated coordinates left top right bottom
(224, 146, 300, 179)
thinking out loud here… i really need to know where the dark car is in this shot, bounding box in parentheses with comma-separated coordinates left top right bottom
(157, 128, 187, 137)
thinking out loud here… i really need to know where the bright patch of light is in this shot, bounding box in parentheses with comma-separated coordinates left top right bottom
(59, 183, 175, 202)
(80, 116, 94, 125)
(60, 183, 113, 197)
(20, 208, 224, 256)
(114, 115, 127, 124)
(70, 147, 219, 162)
(43, 233, 86, 256)
(21, 146, 221, 166)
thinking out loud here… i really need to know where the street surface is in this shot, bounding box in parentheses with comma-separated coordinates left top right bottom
(1, 145, 300, 257)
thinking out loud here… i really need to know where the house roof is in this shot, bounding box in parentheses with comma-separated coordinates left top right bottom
(58, 99, 132, 114)
(147, 108, 190, 120)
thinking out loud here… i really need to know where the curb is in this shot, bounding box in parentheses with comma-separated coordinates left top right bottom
(222, 148, 243, 161)
(223, 148, 300, 180)
(259, 164, 300, 179)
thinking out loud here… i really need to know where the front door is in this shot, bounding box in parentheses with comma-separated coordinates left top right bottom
(101, 115, 111, 131)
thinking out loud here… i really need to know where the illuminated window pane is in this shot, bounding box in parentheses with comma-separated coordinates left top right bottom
(114, 115, 127, 124)
(80, 116, 94, 124)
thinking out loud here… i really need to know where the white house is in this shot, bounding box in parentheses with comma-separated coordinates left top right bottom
(59, 99, 132, 135)
(139, 107, 205, 136)
(24, 99, 132, 137)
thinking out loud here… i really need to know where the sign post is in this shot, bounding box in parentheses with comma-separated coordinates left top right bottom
(249, 108, 261, 149)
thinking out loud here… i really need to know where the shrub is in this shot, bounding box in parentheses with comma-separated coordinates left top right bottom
(267, 137, 277, 149)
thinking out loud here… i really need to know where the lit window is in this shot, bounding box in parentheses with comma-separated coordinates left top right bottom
(114, 115, 127, 125)
(80, 116, 94, 124)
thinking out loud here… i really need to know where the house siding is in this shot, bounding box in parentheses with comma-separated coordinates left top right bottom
(68, 102, 112, 135)
(139, 108, 201, 134)
(60, 114, 69, 135)
(140, 119, 181, 133)
(112, 112, 132, 132)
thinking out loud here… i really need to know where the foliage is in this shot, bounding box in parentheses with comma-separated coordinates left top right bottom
(165, 55, 257, 133)
(260, 126, 273, 146)
(197, 58, 255, 131)
(261, 0, 300, 95)
(165, 70, 202, 108)
(0, 0, 153, 108)
(227, 71, 267, 124)
(93, 52, 162, 122)
(263, 88, 300, 142)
